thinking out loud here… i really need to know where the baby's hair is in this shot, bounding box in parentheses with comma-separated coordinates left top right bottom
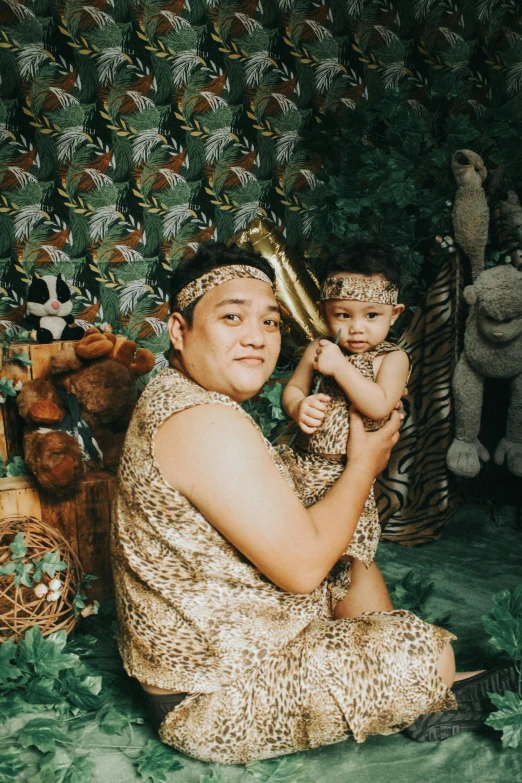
(321, 242, 401, 291)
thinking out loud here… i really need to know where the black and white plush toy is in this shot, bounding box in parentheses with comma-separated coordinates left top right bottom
(26, 274, 85, 344)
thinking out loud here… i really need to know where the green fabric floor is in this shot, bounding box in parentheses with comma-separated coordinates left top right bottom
(10, 504, 522, 783)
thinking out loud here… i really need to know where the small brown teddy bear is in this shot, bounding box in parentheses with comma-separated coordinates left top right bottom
(16, 330, 155, 492)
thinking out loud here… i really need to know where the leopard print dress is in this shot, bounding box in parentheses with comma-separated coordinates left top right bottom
(282, 342, 409, 567)
(111, 368, 456, 765)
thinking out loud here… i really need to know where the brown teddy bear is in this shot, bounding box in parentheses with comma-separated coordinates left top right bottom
(16, 330, 155, 492)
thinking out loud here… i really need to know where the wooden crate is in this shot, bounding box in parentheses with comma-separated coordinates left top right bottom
(0, 341, 77, 462)
(0, 470, 115, 601)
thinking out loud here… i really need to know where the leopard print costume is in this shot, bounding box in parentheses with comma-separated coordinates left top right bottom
(282, 341, 409, 567)
(112, 368, 456, 765)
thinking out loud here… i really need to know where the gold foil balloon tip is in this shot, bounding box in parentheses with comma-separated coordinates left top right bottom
(230, 218, 327, 356)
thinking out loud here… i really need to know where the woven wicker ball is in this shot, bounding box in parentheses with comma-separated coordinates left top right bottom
(0, 515, 83, 641)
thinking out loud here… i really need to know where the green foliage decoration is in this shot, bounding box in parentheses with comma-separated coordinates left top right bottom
(0, 376, 23, 403)
(0, 616, 186, 783)
(0, 1, 520, 380)
(0, 455, 29, 478)
(242, 379, 288, 441)
(245, 755, 307, 781)
(483, 583, 522, 748)
(135, 739, 184, 782)
(0, 532, 67, 588)
(388, 568, 451, 628)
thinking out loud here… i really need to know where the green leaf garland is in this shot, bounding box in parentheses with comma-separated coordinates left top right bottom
(135, 739, 184, 782)
(486, 690, 522, 749)
(482, 583, 522, 748)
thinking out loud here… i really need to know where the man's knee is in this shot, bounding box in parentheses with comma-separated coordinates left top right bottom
(436, 643, 456, 688)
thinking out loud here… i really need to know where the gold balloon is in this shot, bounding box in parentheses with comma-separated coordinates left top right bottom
(231, 218, 327, 356)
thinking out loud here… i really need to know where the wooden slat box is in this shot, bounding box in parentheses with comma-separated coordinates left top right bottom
(0, 341, 77, 462)
(0, 470, 115, 601)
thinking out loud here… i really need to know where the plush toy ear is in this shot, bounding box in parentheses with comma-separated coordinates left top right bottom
(463, 285, 477, 305)
(75, 332, 115, 360)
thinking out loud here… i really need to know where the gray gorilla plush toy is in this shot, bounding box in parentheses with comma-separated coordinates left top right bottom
(447, 263, 522, 478)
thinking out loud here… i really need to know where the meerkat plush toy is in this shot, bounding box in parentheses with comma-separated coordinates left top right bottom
(26, 274, 85, 343)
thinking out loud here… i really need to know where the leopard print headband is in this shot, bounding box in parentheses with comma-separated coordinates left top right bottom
(321, 275, 399, 305)
(174, 265, 274, 311)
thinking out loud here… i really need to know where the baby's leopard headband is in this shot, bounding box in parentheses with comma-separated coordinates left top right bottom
(174, 265, 274, 312)
(320, 275, 399, 306)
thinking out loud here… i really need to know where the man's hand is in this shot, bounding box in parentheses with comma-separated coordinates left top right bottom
(347, 406, 403, 476)
(297, 393, 331, 434)
(314, 340, 344, 378)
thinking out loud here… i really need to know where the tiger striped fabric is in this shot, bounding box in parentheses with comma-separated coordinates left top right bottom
(375, 255, 464, 544)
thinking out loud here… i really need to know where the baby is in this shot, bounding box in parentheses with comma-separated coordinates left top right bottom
(282, 242, 410, 568)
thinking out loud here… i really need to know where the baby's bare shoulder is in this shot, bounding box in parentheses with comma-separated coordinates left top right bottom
(374, 348, 410, 376)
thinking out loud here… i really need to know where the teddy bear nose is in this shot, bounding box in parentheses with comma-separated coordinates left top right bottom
(51, 300, 60, 310)
(493, 331, 503, 338)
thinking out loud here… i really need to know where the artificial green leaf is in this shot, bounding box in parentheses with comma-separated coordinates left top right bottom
(259, 383, 287, 422)
(99, 705, 131, 735)
(0, 692, 32, 718)
(0, 638, 23, 686)
(0, 378, 20, 400)
(14, 561, 35, 587)
(62, 670, 106, 711)
(485, 690, 522, 749)
(28, 753, 96, 783)
(246, 755, 306, 781)
(0, 749, 30, 783)
(18, 717, 70, 753)
(32, 552, 68, 582)
(9, 351, 33, 366)
(6, 456, 29, 477)
(25, 676, 65, 706)
(199, 765, 228, 783)
(66, 634, 99, 658)
(482, 585, 522, 659)
(19, 627, 79, 678)
(27, 758, 57, 783)
(135, 739, 184, 781)
(389, 569, 434, 614)
(10, 531, 27, 559)
(78, 573, 98, 590)
(99, 699, 145, 735)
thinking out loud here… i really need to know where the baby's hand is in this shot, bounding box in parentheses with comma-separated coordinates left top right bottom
(314, 339, 344, 378)
(297, 393, 330, 434)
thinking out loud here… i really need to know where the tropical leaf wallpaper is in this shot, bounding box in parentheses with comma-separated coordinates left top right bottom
(0, 0, 521, 375)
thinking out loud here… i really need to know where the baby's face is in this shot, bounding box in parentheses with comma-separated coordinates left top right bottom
(322, 274, 404, 354)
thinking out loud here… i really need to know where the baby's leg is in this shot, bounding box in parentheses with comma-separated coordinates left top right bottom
(334, 560, 394, 619)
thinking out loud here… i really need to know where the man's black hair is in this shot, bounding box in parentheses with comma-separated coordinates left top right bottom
(320, 242, 401, 291)
(169, 241, 275, 325)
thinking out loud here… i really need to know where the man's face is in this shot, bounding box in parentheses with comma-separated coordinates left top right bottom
(168, 277, 281, 402)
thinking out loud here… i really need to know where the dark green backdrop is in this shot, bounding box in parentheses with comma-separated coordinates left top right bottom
(0, 0, 521, 374)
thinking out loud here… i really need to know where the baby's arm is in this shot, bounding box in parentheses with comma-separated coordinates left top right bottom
(282, 340, 331, 434)
(313, 340, 409, 421)
(333, 349, 409, 421)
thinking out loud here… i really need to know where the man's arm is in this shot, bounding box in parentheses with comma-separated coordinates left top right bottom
(154, 403, 400, 594)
